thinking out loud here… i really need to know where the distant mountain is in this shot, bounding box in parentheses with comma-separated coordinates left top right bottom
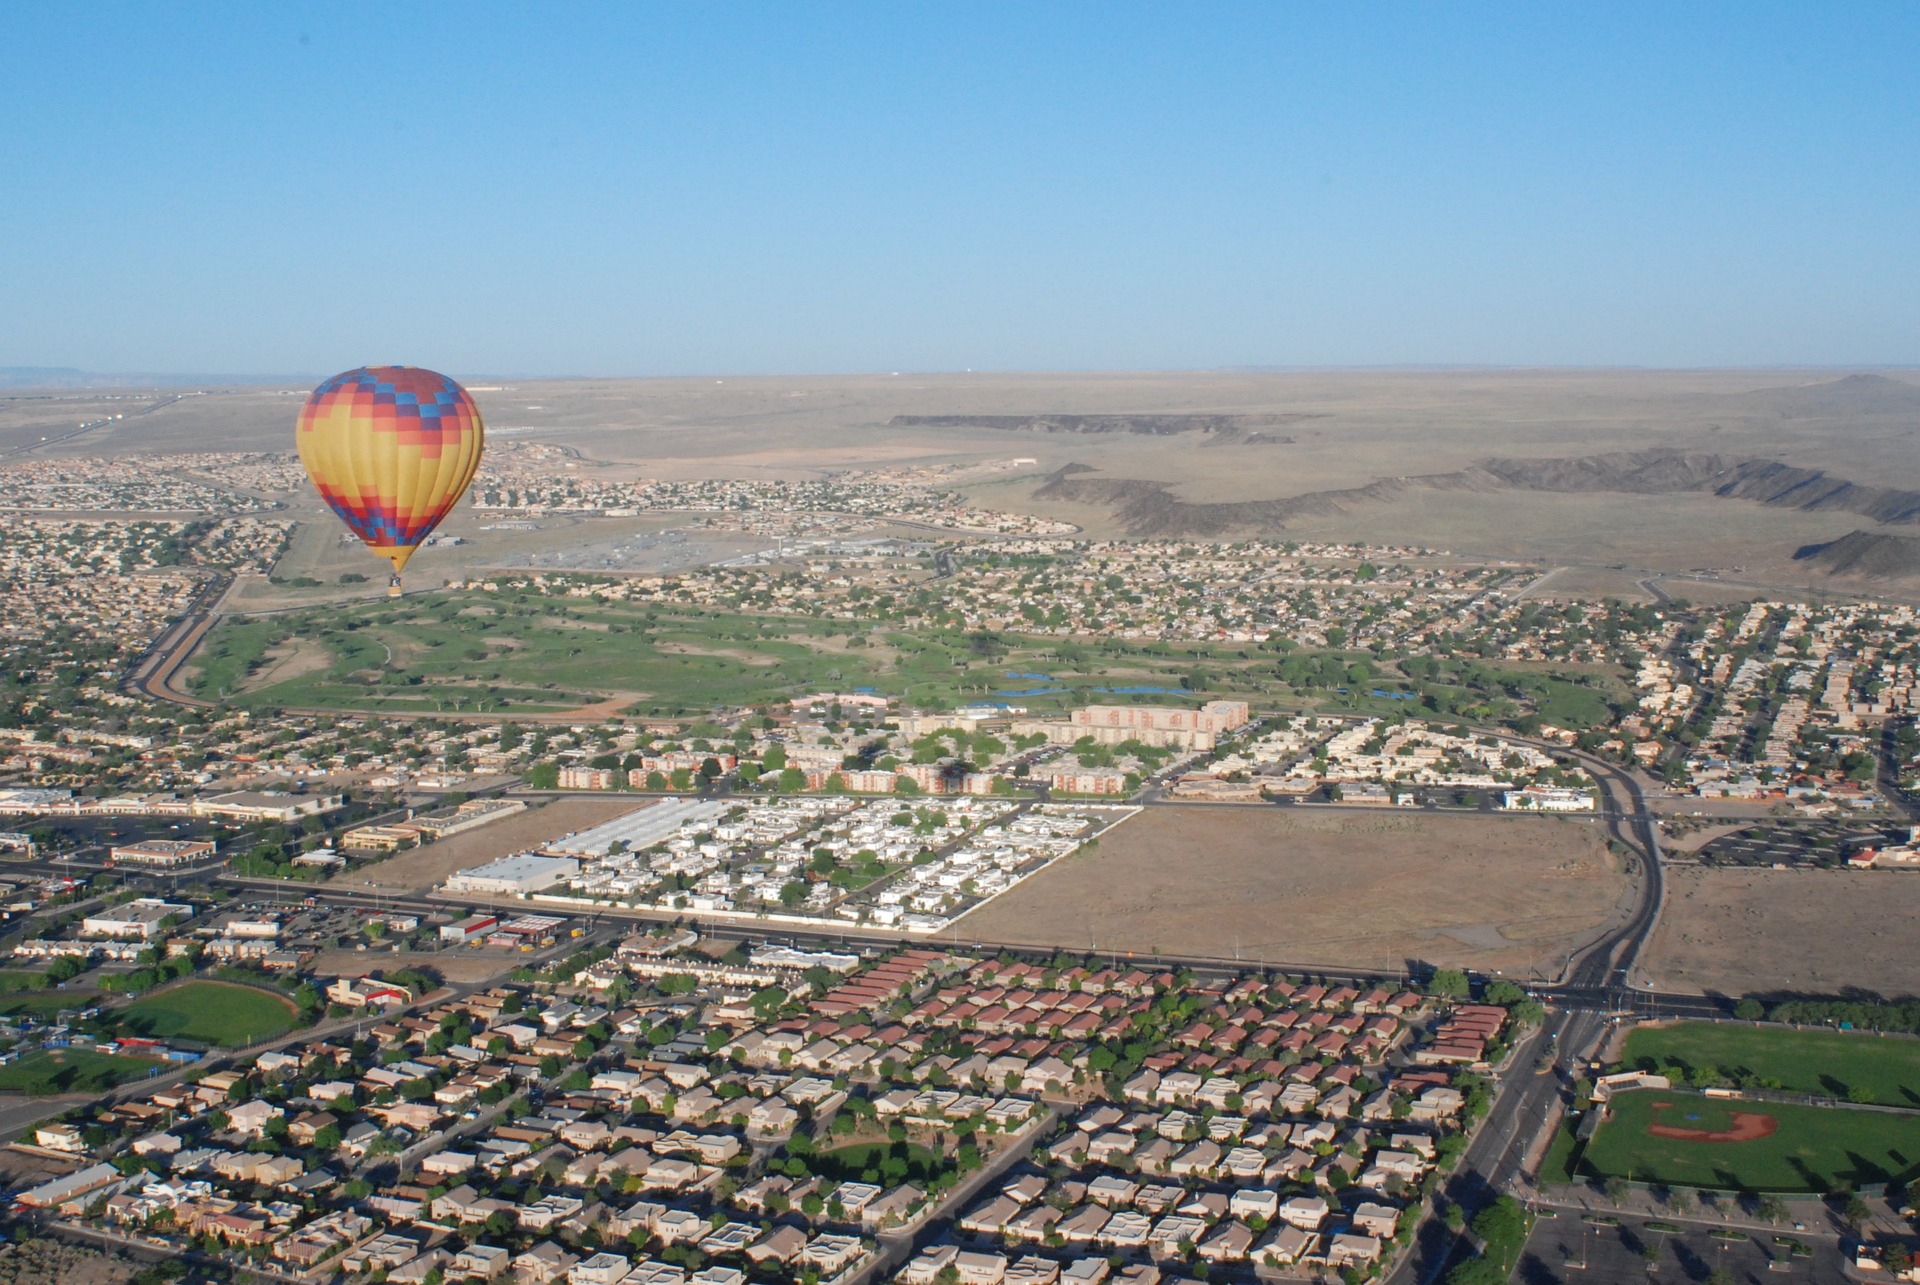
(1036, 449, 1920, 540)
(1718, 372, 1920, 418)
(0, 367, 315, 390)
(1795, 530, 1920, 578)
(0, 367, 90, 388)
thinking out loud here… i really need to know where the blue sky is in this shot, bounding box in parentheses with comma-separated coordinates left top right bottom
(4, 3, 1917, 375)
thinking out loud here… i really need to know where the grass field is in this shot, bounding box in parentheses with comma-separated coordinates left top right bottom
(1625, 1022, 1920, 1107)
(0, 1049, 159, 1095)
(114, 981, 298, 1048)
(0, 994, 93, 1021)
(1582, 1089, 1920, 1192)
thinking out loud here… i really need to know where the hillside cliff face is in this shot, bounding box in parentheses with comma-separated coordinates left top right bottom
(1033, 450, 1920, 540)
(1795, 530, 1920, 578)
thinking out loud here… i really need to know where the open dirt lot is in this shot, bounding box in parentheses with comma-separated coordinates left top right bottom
(955, 806, 1630, 974)
(1640, 867, 1920, 998)
(332, 796, 643, 893)
(309, 947, 515, 985)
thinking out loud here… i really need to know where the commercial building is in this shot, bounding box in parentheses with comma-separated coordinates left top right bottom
(1501, 786, 1596, 812)
(325, 976, 413, 1007)
(405, 797, 526, 839)
(197, 791, 343, 823)
(543, 799, 725, 858)
(443, 854, 580, 896)
(440, 913, 500, 943)
(342, 825, 414, 852)
(109, 839, 215, 868)
(16, 1163, 124, 1209)
(82, 898, 193, 940)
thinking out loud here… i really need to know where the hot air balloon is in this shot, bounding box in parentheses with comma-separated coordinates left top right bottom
(296, 366, 485, 596)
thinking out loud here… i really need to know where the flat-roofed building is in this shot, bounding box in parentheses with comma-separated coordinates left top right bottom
(196, 791, 342, 823)
(82, 898, 192, 940)
(444, 854, 579, 896)
(109, 839, 215, 868)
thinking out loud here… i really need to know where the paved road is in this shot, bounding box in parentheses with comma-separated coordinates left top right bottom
(1382, 740, 1669, 1285)
(1383, 999, 1622, 1285)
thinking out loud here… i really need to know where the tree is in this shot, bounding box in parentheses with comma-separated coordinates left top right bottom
(525, 761, 560, 789)
(779, 880, 808, 907)
(1430, 968, 1471, 999)
(1733, 996, 1764, 1021)
(1483, 979, 1526, 1006)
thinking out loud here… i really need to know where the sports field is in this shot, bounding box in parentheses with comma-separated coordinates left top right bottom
(114, 981, 298, 1048)
(0, 1050, 158, 1096)
(1625, 1022, 1920, 1106)
(1582, 1089, 1920, 1192)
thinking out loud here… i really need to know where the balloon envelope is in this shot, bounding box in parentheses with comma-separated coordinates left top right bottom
(296, 366, 485, 583)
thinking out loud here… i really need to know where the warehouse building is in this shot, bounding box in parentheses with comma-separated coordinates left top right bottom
(443, 853, 579, 895)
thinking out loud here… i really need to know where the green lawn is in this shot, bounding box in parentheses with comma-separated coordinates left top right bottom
(1541, 1113, 1585, 1185)
(0, 970, 51, 994)
(0, 1049, 158, 1095)
(1532, 678, 1616, 730)
(0, 993, 94, 1021)
(114, 981, 297, 1048)
(1582, 1089, 1920, 1192)
(1625, 1022, 1920, 1107)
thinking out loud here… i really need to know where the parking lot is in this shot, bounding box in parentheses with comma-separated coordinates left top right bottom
(1515, 1210, 1843, 1283)
(1692, 819, 1897, 869)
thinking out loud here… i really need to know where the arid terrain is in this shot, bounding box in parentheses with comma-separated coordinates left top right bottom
(13, 367, 1920, 595)
(333, 797, 641, 894)
(1639, 867, 1920, 999)
(956, 806, 1632, 976)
